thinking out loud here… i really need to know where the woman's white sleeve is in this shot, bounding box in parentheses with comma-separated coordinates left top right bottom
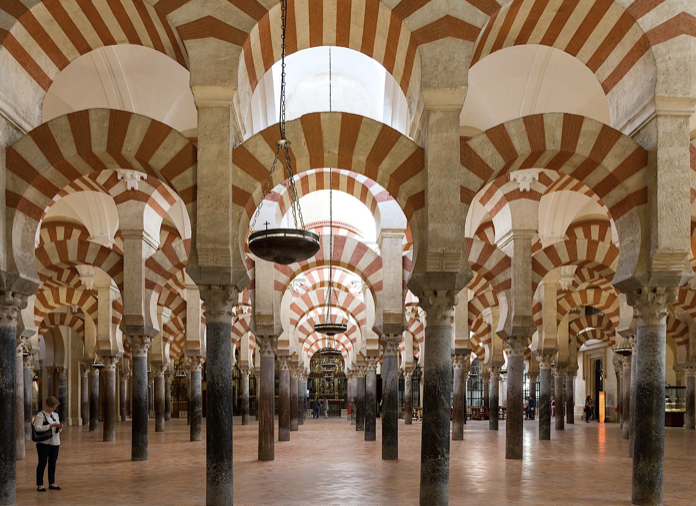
(34, 413, 51, 432)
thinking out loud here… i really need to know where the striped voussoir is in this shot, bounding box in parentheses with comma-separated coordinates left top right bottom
(564, 219, 613, 242)
(38, 266, 84, 291)
(576, 327, 613, 346)
(467, 290, 498, 329)
(231, 314, 251, 345)
(406, 314, 424, 344)
(274, 234, 383, 298)
(39, 221, 91, 247)
(234, 112, 424, 228)
(295, 306, 360, 346)
(144, 238, 190, 297)
(7, 109, 197, 266)
(460, 113, 649, 225)
(666, 315, 689, 348)
(34, 286, 98, 329)
(300, 266, 360, 296)
(466, 237, 511, 296)
(568, 313, 614, 339)
(473, 220, 496, 244)
(531, 238, 619, 291)
(158, 281, 187, 313)
(556, 287, 619, 327)
(571, 268, 614, 292)
(0, 0, 188, 93)
(39, 311, 85, 337)
(289, 288, 366, 334)
(470, 0, 689, 97)
(304, 333, 351, 361)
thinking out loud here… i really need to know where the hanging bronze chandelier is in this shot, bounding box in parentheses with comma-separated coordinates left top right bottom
(314, 49, 347, 337)
(247, 0, 320, 265)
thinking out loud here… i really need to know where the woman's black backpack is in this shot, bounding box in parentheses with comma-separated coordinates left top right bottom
(31, 412, 53, 443)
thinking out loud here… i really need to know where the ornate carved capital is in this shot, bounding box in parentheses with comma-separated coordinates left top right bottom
(89, 365, 100, 377)
(553, 367, 566, 379)
(380, 334, 400, 356)
(528, 372, 539, 382)
(0, 291, 28, 328)
(416, 289, 458, 326)
(536, 353, 554, 370)
(23, 352, 33, 369)
(241, 369, 251, 379)
(627, 287, 676, 326)
(127, 335, 152, 357)
(257, 336, 278, 358)
(506, 337, 528, 358)
(277, 356, 290, 371)
(152, 364, 167, 376)
(403, 370, 413, 381)
(452, 353, 470, 372)
(355, 365, 366, 378)
(365, 357, 378, 371)
(200, 285, 238, 324)
(103, 356, 120, 371)
(189, 356, 204, 372)
(489, 365, 501, 378)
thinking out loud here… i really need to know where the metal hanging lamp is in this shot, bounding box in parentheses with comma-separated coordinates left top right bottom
(314, 49, 347, 337)
(247, 0, 320, 265)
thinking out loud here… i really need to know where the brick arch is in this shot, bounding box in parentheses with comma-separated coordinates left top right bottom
(34, 286, 98, 329)
(462, 113, 648, 282)
(564, 219, 613, 243)
(569, 314, 614, 339)
(576, 327, 613, 346)
(0, 0, 187, 120)
(467, 290, 498, 330)
(666, 315, 689, 349)
(466, 237, 511, 296)
(293, 304, 361, 346)
(305, 340, 350, 362)
(7, 109, 196, 285)
(556, 288, 619, 328)
(235, 112, 424, 253)
(39, 311, 85, 338)
(290, 288, 366, 331)
(470, 0, 661, 125)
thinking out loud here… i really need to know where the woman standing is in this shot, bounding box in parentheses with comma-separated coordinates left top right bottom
(33, 396, 63, 492)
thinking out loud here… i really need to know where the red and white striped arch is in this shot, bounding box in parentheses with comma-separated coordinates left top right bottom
(564, 219, 613, 243)
(556, 288, 619, 328)
(294, 305, 359, 347)
(576, 327, 613, 347)
(234, 112, 424, 232)
(7, 109, 197, 282)
(34, 286, 98, 329)
(666, 315, 689, 349)
(289, 288, 365, 336)
(568, 314, 614, 339)
(466, 237, 511, 296)
(39, 311, 85, 338)
(304, 336, 350, 362)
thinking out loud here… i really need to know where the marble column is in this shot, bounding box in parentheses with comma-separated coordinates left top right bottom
(554, 367, 565, 431)
(255, 370, 260, 422)
(126, 374, 131, 419)
(505, 338, 526, 460)
(164, 371, 172, 422)
(382, 337, 399, 460)
(297, 373, 304, 426)
(622, 356, 632, 438)
(528, 373, 538, 420)
(364, 359, 377, 442)
(57, 366, 67, 424)
(24, 355, 33, 441)
(14, 344, 25, 461)
(190, 356, 203, 442)
(89, 366, 100, 432)
(128, 336, 152, 461)
(0, 294, 23, 506)
(483, 370, 490, 414)
(201, 286, 236, 505)
(565, 371, 575, 424)
(404, 369, 413, 425)
(241, 368, 250, 426)
(278, 357, 290, 441)
(631, 288, 674, 506)
(629, 336, 637, 458)
(257, 336, 277, 460)
(290, 370, 298, 432)
(347, 374, 355, 425)
(186, 369, 192, 426)
(418, 291, 456, 505)
(537, 355, 553, 440)
(489, 366, 500, 431)
(356, 369, 366, 431)
(154, 365, 165, 433)
(103, 357, 119, 442)
(119, 371, 127, 422)
(451, 354, 469, 440)
(686, 369, 696, 430)
(46, 366, 54, 399)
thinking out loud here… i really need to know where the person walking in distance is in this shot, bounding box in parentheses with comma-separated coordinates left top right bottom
(33, 396, 64, 492)
(323, 398, 329, 419)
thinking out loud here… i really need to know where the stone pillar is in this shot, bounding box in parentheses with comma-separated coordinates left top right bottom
(528, 372, 538, 420)
(153, 365, 165, 433)
(164, 371, 172, 422)
(24, 355, 33, 441)
(381, 335, 399, 460)
(629, 336, 637, 458)
(630, 288, 674, 506)
(186, 368, 192, 426)
(254, 370, 260, 422)
(554, 367, 565, 431)
(102, 357, 119, 442)
(290, 369, 298, 432)
(489, 366, 500, 431)
(483, 369, 490, 413)
(128, 336, 152, 461)
(189, 356, 203, 442)
(89, 366, 100, 431)
(505, 338, 526, 460)
(565, 370, 575, 424)
(451, 354, 469, 440)
(241, 368, 250, 426)
(418, 291, 457, 505)
(126, 373, 131, 419)
(0, 293, 24, 506)
(257, 336, 277, 460)
(537, 355, 553, 440)
(686, 369, 696, 430)
(364, 358, 377, 442)
(348, 374, 356, 425)
(356, 368, 366, 431)
(14, 343, 25, 461)
(297, 372, 305, 426)
(57, 366, 67, 423)
(404, 369, 413, 425)
(278, 356, 290, 442)
(119, 371, 127, 422)
(622, 356, 632, 438)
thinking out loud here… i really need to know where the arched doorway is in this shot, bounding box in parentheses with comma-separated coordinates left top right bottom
(308, 349, 347, 417)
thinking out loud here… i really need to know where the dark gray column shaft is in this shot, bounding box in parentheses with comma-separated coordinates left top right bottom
(365, 365, 377, 441)
(14, 350, 24, 461)
(120, 373, 127, 422)
(382, 347, 398, 460)
(131, 353, 148, 461)
(623, 359, 632, 439)
(241, 371, 250, 426)
(506, 349, 524, 460)
(89, 369, 99, 432)
(356, 374, 365, 431)
(155, 371, 165, 433)
(57, 368, 67, 424)
(0, 324, 17, 506)
(489, 370, 499, 431)
(190, 365, 203, 442)
(404, 372, 413, 425)
(81, 371, 90, 427)
(278, 365, 290, 441)
(23, 359, 32, 442)
(165, 374, 171, 422)
(528, 374, 537, 420)
(539, 365, 552, 440)
(126, 376, 131, 419)
(629, 340, 637, 458)
(566, 374, 574, 424)
(297, 377, 304, 426)
(255, 371, 261, 422)
(686, 372, 696, 430)
(258, 352, 275, 460)
(554, 370, 564, 431)
(350, 378, 356, 425)
(290, 374, 298, 432)
(103, 363, 116, 442)
(632, 320, 666, 506)
(452, 359, 465, 440)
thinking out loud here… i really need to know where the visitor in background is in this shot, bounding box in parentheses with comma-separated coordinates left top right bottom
(33, 396, 63, 492)
(526, 396, 535, 420)
(585, 396, 593, 423)
(551, 399, 555, 418)
(313, 399, 321, 420)
(323, 398, 329, 419)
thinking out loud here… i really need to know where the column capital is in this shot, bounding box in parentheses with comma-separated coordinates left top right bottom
(89, 365, 100, 377)
(627, 287, 677, 326)
(489, 365, 501, 378)
(452, 353, 470, 373)
(189, 356, 204, 372)
(505, 336, 528, 358)
(127, 335, 152, 357)
(380, 334, 400, 356)
(80, 363, 90, 378)
(528, 372, 539, 381)
(200, 285, 239, 324)
(564, 368, 577, 379)
(257, 336, 278, 358)
(365, 357, 379, 371)
(103, 356, 120, 371)
(403, 369, 413, 381)
(416, 290, 458, 325)
(355, 365, 367, 378)
(553, 366, 566, 379)
(241, 368, 251, 379)
(23, 351, 33, 369)
(152, 364, 167, 376)
(0, 291, 27, 328)
(277, 356, 290, 371)
(536, 353, 554, 370)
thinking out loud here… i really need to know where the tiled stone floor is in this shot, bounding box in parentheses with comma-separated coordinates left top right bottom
(15, 417, 696, 505)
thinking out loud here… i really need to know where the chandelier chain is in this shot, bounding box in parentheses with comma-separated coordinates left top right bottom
(325, 168, 334, 324)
